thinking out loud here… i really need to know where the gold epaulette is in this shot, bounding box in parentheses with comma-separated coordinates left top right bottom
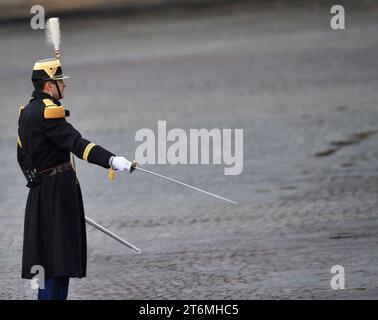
(43, 98, 65, 119)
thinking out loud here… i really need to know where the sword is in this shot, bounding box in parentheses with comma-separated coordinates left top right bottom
(85, 216, 141, 253)
(134, 167, 238, 205)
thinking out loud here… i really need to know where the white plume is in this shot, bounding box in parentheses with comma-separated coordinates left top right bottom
(45, 17, 61, 56)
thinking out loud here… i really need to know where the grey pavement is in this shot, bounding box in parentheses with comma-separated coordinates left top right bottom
(0, 3, 378, 299)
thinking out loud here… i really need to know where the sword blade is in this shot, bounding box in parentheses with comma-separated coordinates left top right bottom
(85, 216, 141, 253)
(135, 167, 238, 205)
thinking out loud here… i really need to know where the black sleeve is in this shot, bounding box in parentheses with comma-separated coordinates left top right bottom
(43, 117, 115, 168)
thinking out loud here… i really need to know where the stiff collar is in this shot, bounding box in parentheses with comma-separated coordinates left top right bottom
(31, 90, 61, 106)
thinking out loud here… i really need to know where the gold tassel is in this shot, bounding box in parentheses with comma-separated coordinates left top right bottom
(109, 168, 115, 181)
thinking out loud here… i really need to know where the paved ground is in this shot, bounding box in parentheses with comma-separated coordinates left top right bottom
(1, 2, 378, 299)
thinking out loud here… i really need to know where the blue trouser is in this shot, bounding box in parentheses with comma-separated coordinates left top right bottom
(38, 277, 69, 300)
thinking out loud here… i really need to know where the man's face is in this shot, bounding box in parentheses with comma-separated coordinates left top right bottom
(45, 79, 66, 100)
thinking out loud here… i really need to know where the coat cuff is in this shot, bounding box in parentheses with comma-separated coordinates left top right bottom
(87, 145, 115, 168)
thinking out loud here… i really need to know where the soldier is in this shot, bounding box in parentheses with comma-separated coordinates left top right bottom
(17, 57, 135, 300)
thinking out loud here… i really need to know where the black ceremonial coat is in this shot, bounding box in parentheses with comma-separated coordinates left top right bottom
(17, 90, 114, 279)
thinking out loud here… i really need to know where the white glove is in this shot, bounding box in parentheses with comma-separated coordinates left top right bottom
(109, 156, 132, 172)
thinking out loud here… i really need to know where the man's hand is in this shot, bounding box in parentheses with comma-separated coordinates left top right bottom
(109, 156, 136, 173)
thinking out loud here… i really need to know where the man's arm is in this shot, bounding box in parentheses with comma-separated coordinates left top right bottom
(42, 112, 114, 168)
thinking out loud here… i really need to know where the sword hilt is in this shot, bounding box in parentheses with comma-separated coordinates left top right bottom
(130, 160, 138, 173)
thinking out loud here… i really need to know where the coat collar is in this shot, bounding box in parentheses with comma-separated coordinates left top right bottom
(31, 90, 61, 106)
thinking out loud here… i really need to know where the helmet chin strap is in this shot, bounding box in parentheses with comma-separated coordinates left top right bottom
(54, 80, 62, 100)
(45, 79, 62, 100)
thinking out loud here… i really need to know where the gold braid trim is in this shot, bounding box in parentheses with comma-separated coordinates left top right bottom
(83, 143, 96, 161)
(17, 136, 22, 148)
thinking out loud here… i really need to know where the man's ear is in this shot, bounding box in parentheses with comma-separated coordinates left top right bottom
(43, 81, 50, 91)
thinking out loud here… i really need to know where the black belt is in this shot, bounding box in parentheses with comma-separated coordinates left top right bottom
(39, 162, 73, 177)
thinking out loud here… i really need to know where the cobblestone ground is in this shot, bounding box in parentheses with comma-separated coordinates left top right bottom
(1, 3, 378, 299)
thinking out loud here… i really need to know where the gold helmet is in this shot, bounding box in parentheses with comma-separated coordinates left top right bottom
(31, 58, 69, 81)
